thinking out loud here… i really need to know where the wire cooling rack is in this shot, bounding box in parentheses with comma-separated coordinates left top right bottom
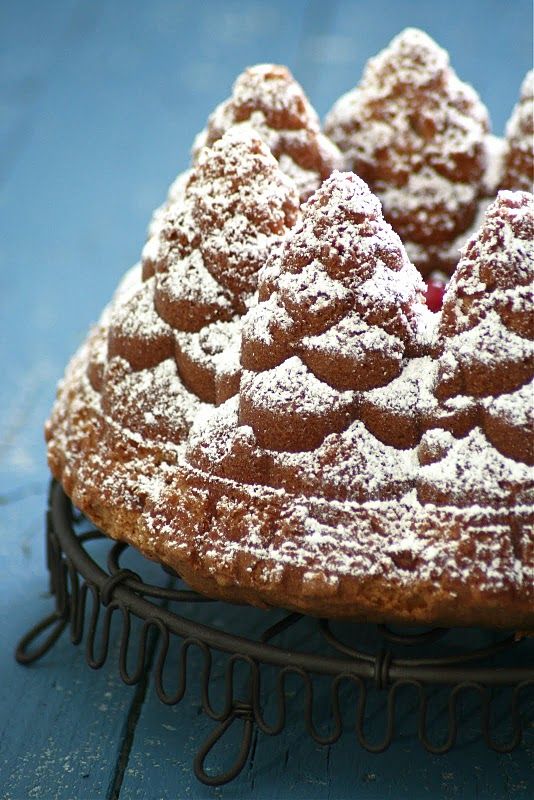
(15, 480, 534, 786)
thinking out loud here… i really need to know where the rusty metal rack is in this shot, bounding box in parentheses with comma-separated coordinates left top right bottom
(15, 480, 534, 786)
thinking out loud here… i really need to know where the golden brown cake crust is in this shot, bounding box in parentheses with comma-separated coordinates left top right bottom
(501, 71, 534, 193)
(45, 188, 534, 631)
(45, 59, 534, 630)
(46, 351, 534, 630)
(193, 64, 343, 203)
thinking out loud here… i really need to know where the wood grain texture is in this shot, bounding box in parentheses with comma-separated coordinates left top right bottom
(1, 0, 533, 798)
(120, 610, 534, 800)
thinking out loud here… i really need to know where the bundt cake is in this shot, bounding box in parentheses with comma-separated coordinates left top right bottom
(46, 29, 534, 629)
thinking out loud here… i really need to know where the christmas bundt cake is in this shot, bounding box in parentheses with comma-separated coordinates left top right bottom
(46, 29, 534, 629)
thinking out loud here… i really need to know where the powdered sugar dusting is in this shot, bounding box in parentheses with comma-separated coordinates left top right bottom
(194, 63, 342, 200)
(501, 70, 534, 192)
(441, 192, 534, 335)
(324, 27, 489, 268)
(109, 277, 170, 340)
(147, 169, 192, 240)
(242, 355, 354, 415)
(483, 383, 533, 428)
(436, 193, 534, 402)
(301, 315, 402, 363)
(157, 250, 234, 311)
(378, 169, 478, 232)
(45, 52, 534, 622)
(362, 356, 437, 414)
(417, 427, 532, 506)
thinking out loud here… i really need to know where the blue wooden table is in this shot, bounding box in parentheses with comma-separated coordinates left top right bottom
(1, 2, 533, 797)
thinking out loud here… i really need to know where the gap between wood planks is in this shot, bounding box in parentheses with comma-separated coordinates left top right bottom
(105, 576, 174, 800)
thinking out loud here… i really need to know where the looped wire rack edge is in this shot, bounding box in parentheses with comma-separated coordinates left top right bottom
(15, 480, 534, 787)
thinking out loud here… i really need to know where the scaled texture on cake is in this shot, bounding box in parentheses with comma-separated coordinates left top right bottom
(46, 31, 534, 629)
(193, 63, 343, 203)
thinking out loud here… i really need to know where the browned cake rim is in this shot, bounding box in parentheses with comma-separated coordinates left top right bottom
(46, 361, 534, 631)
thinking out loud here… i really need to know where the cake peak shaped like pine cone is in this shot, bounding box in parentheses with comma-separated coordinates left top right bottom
(193, 63, 342, 201)
(257, 170, 426, 340)
(369, 27, 451, 86)
(155, 125, 300, 304)
(111, 127, 300, 413)
(237, 171, 427, 452)
(440, 190, 534, 337)
(226, 63, 320, 130)
(436, 190, 534, 401)
(501, 70, 534, 192)
(324, 28, 490, 260)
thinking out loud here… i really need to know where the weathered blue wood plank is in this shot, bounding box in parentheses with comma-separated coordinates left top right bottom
(0, 494, 126, 799)
(117, 605, 534, 799)
(0, 8, 172, 791)
(0, 497, 172, 800)
(0, 0, 91, 183)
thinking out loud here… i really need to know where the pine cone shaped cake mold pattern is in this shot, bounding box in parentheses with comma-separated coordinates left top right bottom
(501, 70, 534, 194)
(324, 28, 531, 276)
(192, 63, 344, 203)
(46, 30, 534, 630)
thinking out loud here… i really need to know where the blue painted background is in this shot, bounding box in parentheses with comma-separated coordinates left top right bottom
(1, 1, 532, 798)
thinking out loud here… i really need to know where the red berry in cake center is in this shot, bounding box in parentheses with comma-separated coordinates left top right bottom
(425, 275, 447, 312)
